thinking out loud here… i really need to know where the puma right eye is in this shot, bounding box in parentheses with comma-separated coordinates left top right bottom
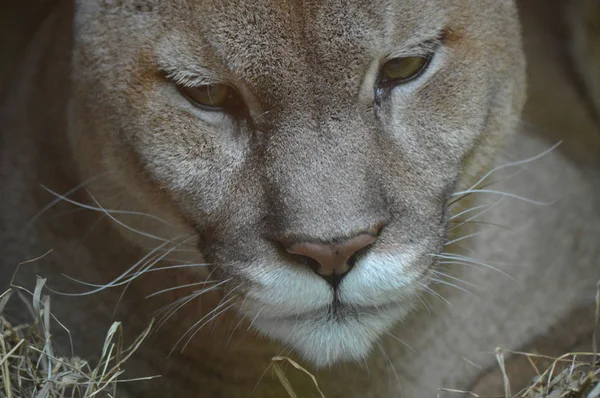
(377, 55, 432, 89)
(177, 83, 238, 111)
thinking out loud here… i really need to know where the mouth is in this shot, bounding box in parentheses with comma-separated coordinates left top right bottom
(221, 246, 432, 366)
(249, 299, 408, 367)
(258, 300, 402, 323)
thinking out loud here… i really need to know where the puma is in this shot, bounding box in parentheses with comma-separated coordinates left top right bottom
(1, 0, 599, 396)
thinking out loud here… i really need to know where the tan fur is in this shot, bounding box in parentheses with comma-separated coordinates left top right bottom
(1, 0, 599, 396)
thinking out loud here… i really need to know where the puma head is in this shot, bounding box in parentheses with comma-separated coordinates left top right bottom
(69, 0, 525, 366)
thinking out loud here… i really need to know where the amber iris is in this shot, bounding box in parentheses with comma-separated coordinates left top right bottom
(178, 83, 235, 109)
(379, 55, 431, 87)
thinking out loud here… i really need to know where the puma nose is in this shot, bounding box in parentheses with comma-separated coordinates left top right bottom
(281, 233, 378, 287)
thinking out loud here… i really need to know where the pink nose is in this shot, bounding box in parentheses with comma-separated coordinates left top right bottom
(282, 233, 378, 277)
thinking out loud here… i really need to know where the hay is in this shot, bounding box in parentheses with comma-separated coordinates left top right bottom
(271, 356, 326, 398)
(439, 282, 600, 398)
(269, 284, 600, 398)
(0, 278, 157, 398)
(2, 275, 598, 398)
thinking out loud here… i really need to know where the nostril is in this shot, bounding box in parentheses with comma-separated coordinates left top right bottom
(346, 244, 372, 269)
(296, 256, 351, 289)
(276, 231, 379, 287)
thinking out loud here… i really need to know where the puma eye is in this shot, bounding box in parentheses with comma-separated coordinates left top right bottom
(177, 83, 237, 110)
(378, 55, 432, 88)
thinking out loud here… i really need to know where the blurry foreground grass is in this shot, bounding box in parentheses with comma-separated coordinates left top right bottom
(0, 278, 156, 398)
(1, 276, 598, 398)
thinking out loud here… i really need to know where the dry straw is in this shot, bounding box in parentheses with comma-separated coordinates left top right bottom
(0, 278, 157, 398)
(2, 274, 598, 397)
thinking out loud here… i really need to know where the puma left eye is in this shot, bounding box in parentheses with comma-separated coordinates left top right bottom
(377, 55, 432, 89)
(177, 83, 239, 111)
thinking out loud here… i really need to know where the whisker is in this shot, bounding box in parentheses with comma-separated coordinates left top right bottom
(39, 207, 89, 222)
(171, 296, 238, 355)
(71, 213, 106, 266)
(246, 306, 265, 332)
(111, 238, 195, 316)
(415, 293, 435, 316)
(41, 185, 183, 243)
(145, 280, 220, 298)
(49, 234, 194, 296)
(431, 270, 480, 290)
(417, 282, 452, 307)
(141, 263, 210, 273)
(155, 292, 202, 329)
(376, 342, 400, 383)
(207, 285, 243, 333)
(89, 192, 174, 242)
(430, 277, 475, 297)
(27, 173, 110, 227)
(252, 362, 274, 395)
(384, 331, 416, 354)
(448, 198, 503, 231)
(139, 247, 200, 253)
(433, 253, 514, 280)
(446, 180, 502, 208)
(449, 220, 513, 230)
(444, 231, 488, 246)
(466, 141, 561, 192)
(225, 312, 248, 348)
(450, 189, 555, 206)
(155, 278, 232, 331)
(449, 202, 496, 221)
(182, 300, 237, 352)
(50, 240, 178, 295)
(112, 282, 131, 321)
(225, 293, 253, 347)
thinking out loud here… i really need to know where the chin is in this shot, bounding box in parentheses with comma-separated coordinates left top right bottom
(252, 304, 410, 367)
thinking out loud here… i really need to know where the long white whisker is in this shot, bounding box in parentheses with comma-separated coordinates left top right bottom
(451, 189, 555, 206)
(417, 282, 452, 307)
(155, 278, 232, 331)
(415, 293, 435, 316)
(113, 240, 195, 318)
(449, 202, 495, 221)
(141, 263, 210, 273)
(444, 231, 488, 246)
(449, 198, 504, 231)
(49, 238, 182, 296)
(71, 213, 106, 266)
(246, 306, 265, 332)
(50, 234, 194, 296)
(384, 331, 416, 354)
(146, 280, 219, 298)
(376, 342, 400, 383)
(466, 141, 561, 192)
(430, 277, 475, 296)
(41, 185, 181, 243)
(432, 270, 480, 290)
(155, 292, 203, 330)
(182, 301, 237, 351)
(172, 296, 238, 355)
(27, 173, 110, 227)
(433, 253, 514, 280)
(88, 192, 172, 242)
(226, 313, 247, 348)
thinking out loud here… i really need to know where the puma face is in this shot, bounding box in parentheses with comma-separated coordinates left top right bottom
(70, 0, 525, 366)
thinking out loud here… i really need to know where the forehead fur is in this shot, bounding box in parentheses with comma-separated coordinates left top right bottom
(76, 0, 518, 112)
(154, 0, 447, 97)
